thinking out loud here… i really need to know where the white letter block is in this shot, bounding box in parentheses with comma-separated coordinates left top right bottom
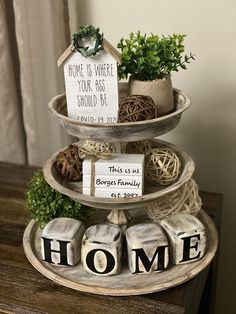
(41, 218, 85, 266)
(160, 214, 206, 264)
(126, 223, 169, 274)
(81, 224, 123, 276)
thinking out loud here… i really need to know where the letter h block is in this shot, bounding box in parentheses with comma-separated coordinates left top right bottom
(41, 218, 85, 266)
(126, 223, 169, 274)
(81, 224, 123, 276)
(160, 213, 207, 264)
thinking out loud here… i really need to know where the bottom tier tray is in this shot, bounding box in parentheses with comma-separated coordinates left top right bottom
(23, 210, 218, 296)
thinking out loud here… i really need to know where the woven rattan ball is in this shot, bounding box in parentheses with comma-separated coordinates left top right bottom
(56, 144, 83, 181)
(145, 179, 202, 222)
(118, 95, 157, 123)
(145, 148, 181, 185)
(125, 140, 152, 154)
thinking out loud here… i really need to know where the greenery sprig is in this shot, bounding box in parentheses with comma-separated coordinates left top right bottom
(117, 32, 195, 81)
(26, 170, 90, 229)
(72, 25, 104, 57)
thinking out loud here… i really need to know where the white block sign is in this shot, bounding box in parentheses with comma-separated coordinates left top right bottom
(63, 50, 119, 123)
(82, 154, 144, 198)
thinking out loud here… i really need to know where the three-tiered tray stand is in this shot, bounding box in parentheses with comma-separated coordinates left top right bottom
(23, 85, 218, 296)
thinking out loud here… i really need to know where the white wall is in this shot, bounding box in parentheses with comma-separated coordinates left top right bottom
(69, 1, 236, 312)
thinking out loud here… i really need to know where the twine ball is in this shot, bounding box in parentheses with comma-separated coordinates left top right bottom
(145, 179, 202, 222)
(118, 95, 157, 123)
(81, 140, 113, 155)
(56, 144, 83, 181)
(145, 148, 181, 185)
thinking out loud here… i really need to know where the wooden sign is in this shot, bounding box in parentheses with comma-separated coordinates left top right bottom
(63, 46, 119, 123)
(81, 224, 123, 276)
(160, 214, 206, 264)
(82, 154, 144, 198)
(41, 218, 85, 266)
(126, 223, 169, 274)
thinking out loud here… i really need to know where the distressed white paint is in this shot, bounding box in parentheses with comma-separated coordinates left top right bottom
(126, 223, 169, 274)
(81, 224, 123, 276)
(160, 214, 206, 264)
(63, 50, 119, 123)
(41, 217, 85, 266)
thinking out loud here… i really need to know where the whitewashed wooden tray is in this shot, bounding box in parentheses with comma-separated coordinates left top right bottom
(43, 139, 194, 210)
(23, 210, 218, 296)
(48, 86, 190, 142)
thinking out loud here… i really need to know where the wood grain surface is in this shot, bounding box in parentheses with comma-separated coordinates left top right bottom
(0, 162, 222, 314)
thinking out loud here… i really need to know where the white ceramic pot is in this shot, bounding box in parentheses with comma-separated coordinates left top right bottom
(128, 75, 174, 116)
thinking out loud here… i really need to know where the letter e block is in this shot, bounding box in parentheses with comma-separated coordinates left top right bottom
(81, 224, 123, 276)
(126, 223, 169, 274)
(41, 218, 85, 266)
(160, 214, 206, 264)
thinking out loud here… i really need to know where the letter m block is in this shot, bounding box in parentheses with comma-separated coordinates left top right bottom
(126, 223, 169, 274)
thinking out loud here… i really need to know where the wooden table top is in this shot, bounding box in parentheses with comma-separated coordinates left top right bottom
(0, 162, 223, 314)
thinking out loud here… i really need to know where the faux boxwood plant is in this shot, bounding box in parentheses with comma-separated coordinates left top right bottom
(117, 32, 195, 81)
(26, 170, 90, 228)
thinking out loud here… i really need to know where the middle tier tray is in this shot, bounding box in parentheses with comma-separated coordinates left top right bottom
(43, 139, 194, 210)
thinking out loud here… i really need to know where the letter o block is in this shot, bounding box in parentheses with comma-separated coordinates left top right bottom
(160, 214, 206, 264)
(41, 218, 85, 266)
(81, 224, 123, 276)
(126, 223, 169, 274)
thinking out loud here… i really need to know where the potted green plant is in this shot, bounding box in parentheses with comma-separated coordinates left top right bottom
(117, 32, 194, 115)
(26, 170, 90, 228)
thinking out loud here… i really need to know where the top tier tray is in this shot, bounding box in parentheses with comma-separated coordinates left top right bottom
(49, 85, 190, 142)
